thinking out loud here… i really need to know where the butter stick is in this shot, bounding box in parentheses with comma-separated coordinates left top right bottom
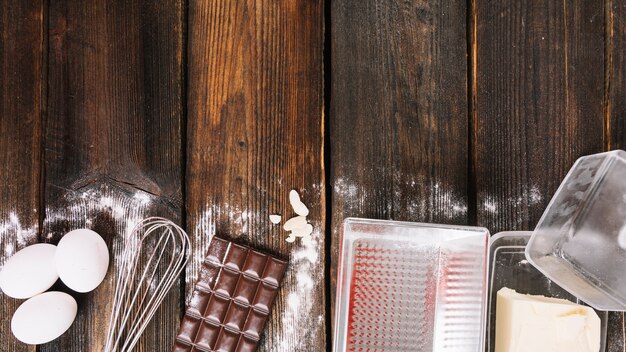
(495, 287, 601, 352)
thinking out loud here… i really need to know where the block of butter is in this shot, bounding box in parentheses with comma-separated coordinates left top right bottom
(495, 287, 601, 352)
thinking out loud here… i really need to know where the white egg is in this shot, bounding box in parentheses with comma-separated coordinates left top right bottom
(11, 291, 77, 344)
(55, 229, 109, 293)
(0, 244, 59, 299)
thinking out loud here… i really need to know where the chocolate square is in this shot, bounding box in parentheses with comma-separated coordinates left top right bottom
(235, 336, 258, 352)
(177, 314, 202, 344)
(214, 329, 239, 352)
(196, 262, 221, 292)
(232, 275, 258, 306)
(194, 320, 221, 350)
(251, 282, 278, 313)
(242, 310, 267, 340)
(188, 289, 212, 317)
(261, 257, 288, 286)
(223, 301, 248, 331)
(205, 294, 230, 324)
(214, 268, 239, 298)
(223, 244, 248, 271)
(172, 341, 192, 352)
(241, 251, 268, 279)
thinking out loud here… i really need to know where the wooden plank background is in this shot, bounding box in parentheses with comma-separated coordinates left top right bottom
(0, 1, 43, 351)
(42, 0, 185, 351)
(607, 1, 626, 349)
(0, 0, 625, 351)
(330, 0, 470, 322)
(186, 1, 325, 351)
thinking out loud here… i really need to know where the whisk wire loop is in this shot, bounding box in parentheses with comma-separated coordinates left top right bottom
(104, 217, 190, 352)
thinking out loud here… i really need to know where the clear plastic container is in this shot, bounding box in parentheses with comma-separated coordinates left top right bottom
(333, 218, 489, 352)
(526, 150, 626, 311)
(488, 231, 607, 352)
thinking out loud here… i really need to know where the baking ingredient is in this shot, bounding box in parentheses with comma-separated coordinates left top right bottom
(269, 215, 282, 224)
(11, 291, 77, 344)
(175, 237, 287, 351)
(285, 190, 313, 244)
(0, 244, 59, 299)
(283, 216, 307, 231)
(495, 287, 601, 352)
(287, 224, 313, 243)
(289, 190, 309, 216)
(275, 189, 314, 244)
(55, 229, 109, 293)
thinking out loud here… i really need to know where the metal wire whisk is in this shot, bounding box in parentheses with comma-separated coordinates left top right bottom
(104, 217, 190, 352)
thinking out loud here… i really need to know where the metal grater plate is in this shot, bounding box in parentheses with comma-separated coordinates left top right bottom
(333, 218, 489, 352)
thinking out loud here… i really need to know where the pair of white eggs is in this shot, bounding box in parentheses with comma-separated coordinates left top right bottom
(0, 229, 109, 345)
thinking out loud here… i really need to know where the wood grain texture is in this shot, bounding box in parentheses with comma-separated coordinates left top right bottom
(186, 1, 325, 351)
(605, 1, 626, 349)
(330, 0, 469, 324)
(606, 310, 626, 352)
(608, 0, 626, 152)
(43, 0, 184, 351)
(0, 1, 43, 351)
(473, 0, 605, 233)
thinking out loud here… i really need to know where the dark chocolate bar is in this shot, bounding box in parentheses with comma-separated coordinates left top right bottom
(173, 237, 288, 352)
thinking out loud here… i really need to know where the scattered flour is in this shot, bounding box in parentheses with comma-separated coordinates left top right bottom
(0, 212, 38, 264)
(334, 176, 468, 221)
(481, 185, 543, 218)
(274, 230, 323, 351)
(187, 205, 216, 296)
(419, 181, 468, 220)
(333, 177, 358, 200)
(42, 184, 156, 278)
(483, 200, 498, 214)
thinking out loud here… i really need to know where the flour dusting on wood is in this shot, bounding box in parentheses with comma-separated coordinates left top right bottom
(187, 205, 216, 298)
(333, 177, 358, 200)
(0, 212, 38, 264)
(334, 176, 468, 222)
(404, 181, 468, 220)
(481, 185, 543, 219)
(273, 229, 323, 351)
(43, 184, 158, 273)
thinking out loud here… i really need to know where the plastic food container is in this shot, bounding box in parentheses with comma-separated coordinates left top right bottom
(526, 150, 626, 311)
(333, 218, 489, 352)
(487, 231, 607, 352)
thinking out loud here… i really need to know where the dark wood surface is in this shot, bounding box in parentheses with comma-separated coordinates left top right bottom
(43, 0, 184, 351)
(330, 0, 469, 322)
(0, 0, 625, 351)
(606, 1, 626, 348)
(473, 0, 605, 233)
(186, 1, 325, 351)
(0, 1, 43, 351)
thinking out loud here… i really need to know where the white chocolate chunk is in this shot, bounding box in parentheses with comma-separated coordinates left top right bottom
(269, 215, 282, 224)
(283, 216, 308, 231)
(289, 189, 301, 207)
(292, 203, 309, 217)
(289, 189, 309, 216)
(285, 224, 313, 244)
(291, 224, 313, 237)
